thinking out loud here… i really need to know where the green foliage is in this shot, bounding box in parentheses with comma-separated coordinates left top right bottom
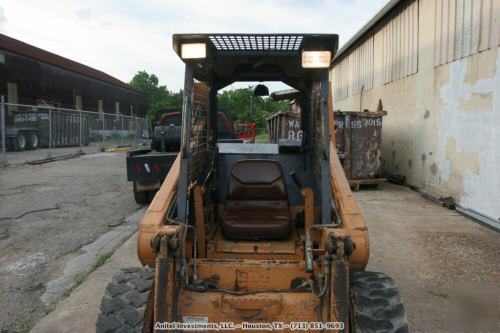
(130, 71, 182, 120)
(130, 71, 289, 129)
(218, 87, 289, 129)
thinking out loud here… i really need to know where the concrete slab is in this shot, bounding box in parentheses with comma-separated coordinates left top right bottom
(359, 183, 499, 333)
(0, 152, 144, 332)
(31, 234, 140, 333)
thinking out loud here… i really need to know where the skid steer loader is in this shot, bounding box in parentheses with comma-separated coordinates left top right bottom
(96, 34, 408, 333)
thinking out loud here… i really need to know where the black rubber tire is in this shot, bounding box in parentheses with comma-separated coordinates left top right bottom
(146, 190, 157, 203)
(96, 267, 154, 333)
(13, 131, 27, 151)
(133, 182, 149, 204)
(350, 271, 409, 333)
(26, 131, 39, 150)
(6, 137, 14, 151)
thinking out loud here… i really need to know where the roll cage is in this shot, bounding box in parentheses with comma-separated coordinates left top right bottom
(172, 33, 339, 226)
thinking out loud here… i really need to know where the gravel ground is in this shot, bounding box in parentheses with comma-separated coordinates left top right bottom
(359, 183, 499, 333)
(0, 152, 141, 332)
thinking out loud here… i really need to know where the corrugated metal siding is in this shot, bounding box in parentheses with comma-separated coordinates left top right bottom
(435, 0, 500, 66)
(350, 36, 374, 95)
(381, 0, 419, 84)
(333, 57, 349, 101)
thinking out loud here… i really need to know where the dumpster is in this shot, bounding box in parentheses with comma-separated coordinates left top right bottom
(265, 111, 302, 144)
(266, 109, 387, 189)
(13, 109, 89, 147)
(333, 110, 387, 189)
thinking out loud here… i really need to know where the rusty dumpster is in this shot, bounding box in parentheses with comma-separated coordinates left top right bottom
(265, 111, 302, 144)
(333, 110, 387, 189)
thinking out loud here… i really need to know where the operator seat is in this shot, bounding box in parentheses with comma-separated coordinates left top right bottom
(220, 160, 292, 240)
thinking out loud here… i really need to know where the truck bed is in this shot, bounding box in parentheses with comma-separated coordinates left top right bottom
(126, 149, 178, 182)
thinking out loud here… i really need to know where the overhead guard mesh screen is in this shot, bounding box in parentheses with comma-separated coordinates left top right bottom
(208, 35, 303, 52)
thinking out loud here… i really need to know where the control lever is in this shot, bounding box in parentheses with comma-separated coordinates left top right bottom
(289, 171, 303, 189)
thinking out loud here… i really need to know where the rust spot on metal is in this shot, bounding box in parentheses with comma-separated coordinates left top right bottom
(334, 111, 387, 180)
(211, 299, 220, 309)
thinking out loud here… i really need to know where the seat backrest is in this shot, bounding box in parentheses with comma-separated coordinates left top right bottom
(227, 159, 288, 202)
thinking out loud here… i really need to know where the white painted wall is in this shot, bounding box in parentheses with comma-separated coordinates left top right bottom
(332, 0, 499, 220)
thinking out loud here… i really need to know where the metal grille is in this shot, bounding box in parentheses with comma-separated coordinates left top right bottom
(208, 34, 303, 52)
(188, 83, 209, 182)
(311, 82, 324, 179)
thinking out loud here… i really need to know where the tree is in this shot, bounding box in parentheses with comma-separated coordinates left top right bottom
(130, 71, 182, 120)
(130, 71, 289, 130)
(218, 87, 289, 130)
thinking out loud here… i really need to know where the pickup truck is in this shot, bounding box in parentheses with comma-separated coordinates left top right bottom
(126, 109, 235, 203)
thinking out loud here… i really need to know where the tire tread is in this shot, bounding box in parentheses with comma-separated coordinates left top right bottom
(96, 267, 153, 333)
(350, 271, 409, 333)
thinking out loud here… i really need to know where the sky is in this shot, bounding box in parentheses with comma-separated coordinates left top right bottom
(0, 0, 388, 92)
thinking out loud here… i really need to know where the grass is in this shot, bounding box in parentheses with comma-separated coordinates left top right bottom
(19, 318, 35, 333)
(254, 131, 269, 144)
(62, 252, 113, 298)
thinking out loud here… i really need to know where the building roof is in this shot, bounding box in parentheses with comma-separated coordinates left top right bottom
(333, 0, 403, 64)
(0, 33, 138, 92)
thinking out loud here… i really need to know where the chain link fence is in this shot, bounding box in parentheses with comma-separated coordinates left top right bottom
(0, 96, 151, 167)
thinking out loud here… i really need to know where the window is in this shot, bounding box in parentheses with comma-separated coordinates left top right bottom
(7, 82, 18, 114)
(333, 57, 349, 101)
(75, 95, 82, 109)
(115, 102, 120, 120)
(381, 0, 419, 83)
(350, 37, 374, 95)
(434, 0, 500, 66)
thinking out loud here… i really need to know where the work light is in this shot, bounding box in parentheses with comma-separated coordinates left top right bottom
(301, 51, 331, 68)
(181, 43, 207, 59)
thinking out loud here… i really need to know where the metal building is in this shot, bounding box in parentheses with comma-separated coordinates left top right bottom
(331, 0, 499, 226)
(0, 33, 147, 125)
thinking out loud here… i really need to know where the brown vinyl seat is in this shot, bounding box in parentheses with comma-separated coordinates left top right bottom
(220, 160, 292, 240)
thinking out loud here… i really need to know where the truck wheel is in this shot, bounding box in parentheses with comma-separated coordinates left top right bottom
(27, 131, 39, 150)
(350, 271, 409, 333)
(96, 267, 154, 333)
(6, 138, 14, 151)
(133, 182, 149, 204)
(13, 131, 27, 151)
(146, 190, 157, 202)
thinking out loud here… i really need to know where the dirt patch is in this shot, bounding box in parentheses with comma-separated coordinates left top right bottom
(418, 231, 499, 283)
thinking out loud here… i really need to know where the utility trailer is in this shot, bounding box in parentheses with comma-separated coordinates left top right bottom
(0, 125, 39, 151)
(126, 148, 178, 204)
(126, 109, 183, 204)
(98, 34, 408, 333)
